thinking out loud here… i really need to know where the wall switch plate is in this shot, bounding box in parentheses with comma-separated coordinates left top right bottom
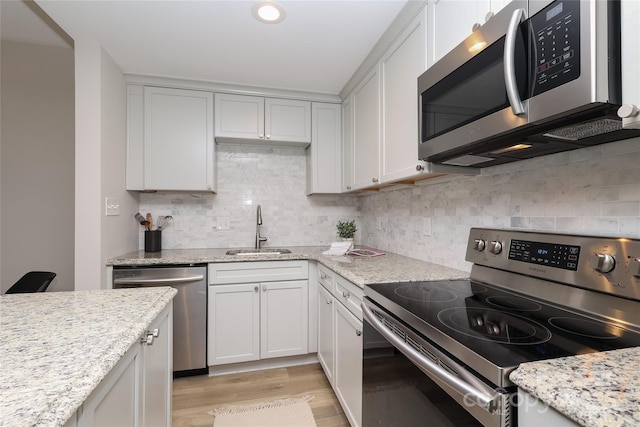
(105, 197, 120, 216)
(217, 216, 231, 230)
(422, 217, 431, 236)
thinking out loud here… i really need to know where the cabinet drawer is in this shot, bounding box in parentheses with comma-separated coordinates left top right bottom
(335, 275, 363, 321)
(318, 264, 335, 292)
(209, 261, 308, 285)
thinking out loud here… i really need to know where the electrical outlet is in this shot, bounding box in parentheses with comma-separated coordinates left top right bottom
(217, 216, 231, 230)
(376, 217, 382, 231)
(422, 217, 432, 236)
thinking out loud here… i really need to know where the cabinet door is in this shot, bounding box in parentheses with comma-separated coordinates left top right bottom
(143, 86, 214, 191)
(342, 94, 355, 192)
(381, 11, 427, 184)
(430, 0, 490, 64)
(317, 284, 335, 385)
(352, 65, 381, 190)
(208, 284, 260, 365)
(307, 103, 342, 194)
(142, 306, 172, 427)
(260, 280, 309, 359)
(215, 93, 265, 139)
(265, 98, 311, 143)
(78, 343, 142, 427)
(335, 303, 363, 427)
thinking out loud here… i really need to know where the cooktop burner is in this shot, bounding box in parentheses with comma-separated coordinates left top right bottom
(438, 307, 552, 345)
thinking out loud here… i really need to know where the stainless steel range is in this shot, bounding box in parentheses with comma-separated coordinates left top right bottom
(362, 228, 640, 427)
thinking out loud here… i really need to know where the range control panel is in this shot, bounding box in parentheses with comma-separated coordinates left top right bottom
(466, 228, 640, 302)
(508, 239, 580, 271)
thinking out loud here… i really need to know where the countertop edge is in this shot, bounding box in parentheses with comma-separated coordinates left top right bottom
(509, 347, 640, 427)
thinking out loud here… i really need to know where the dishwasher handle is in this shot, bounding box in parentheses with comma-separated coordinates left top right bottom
(113, 274, 205, 286)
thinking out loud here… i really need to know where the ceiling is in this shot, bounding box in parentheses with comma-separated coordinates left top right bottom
(2, 0, 410, 95)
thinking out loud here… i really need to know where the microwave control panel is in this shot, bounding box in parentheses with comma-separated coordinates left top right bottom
(529, 0, 581, 96)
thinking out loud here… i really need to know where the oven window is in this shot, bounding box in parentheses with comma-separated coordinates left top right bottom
(362, 321, 482, 427)
(420, 27, 528, 144)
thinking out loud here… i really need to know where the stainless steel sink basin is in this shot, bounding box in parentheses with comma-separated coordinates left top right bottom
(225, 248, 292, 256)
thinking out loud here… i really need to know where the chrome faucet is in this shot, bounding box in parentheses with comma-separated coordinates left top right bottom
(255, 205, 267, 249)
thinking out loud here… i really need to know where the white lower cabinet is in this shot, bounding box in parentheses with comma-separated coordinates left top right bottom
(208, 261, 309, 367)
(518, 389, 579, 427)
(317, 284, 335, 385)
(316, 265, 363, 427)
(72, 304, 173, 427)
(334, 302, 363, 427)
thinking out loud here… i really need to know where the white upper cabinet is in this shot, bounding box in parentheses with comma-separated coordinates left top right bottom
(127, 85, 215, 192)
(429, 0, 512, 65)
(352, 65, 381, 190)
(215, 93, 311, 146)
(380, 10, 428, 184)
(306, 103, 342, 195)
(342, 94, 355, 192)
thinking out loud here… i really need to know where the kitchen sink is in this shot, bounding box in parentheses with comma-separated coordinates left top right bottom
(225, 248, 292, 256)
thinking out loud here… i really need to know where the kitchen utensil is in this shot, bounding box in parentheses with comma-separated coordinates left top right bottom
(145, 213, 153, 231)
(156, 215, 173, 231)
(135, 212, 150, 227)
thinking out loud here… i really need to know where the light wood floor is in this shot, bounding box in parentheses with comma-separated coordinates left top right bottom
(172, 363, 350, 427)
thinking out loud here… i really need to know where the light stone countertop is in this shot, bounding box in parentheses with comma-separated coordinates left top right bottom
(509, 347, 640, 427)
(106, 246, 470, 286)
(0, 287, 177, 427)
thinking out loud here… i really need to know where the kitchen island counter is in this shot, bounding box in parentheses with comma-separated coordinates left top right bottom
(106, 246, 469, 287)
(0, 287, 177, 427)
(510, 346, 640, 427)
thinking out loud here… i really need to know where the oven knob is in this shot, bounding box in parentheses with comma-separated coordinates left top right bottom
(591, 253, 616, 274)
(630, 258, 640, 277)
(473, 239, 486, 251)
(488, 240, 502, 254)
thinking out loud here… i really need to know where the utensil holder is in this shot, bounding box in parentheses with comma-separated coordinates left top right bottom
(145, 230, 162, 252)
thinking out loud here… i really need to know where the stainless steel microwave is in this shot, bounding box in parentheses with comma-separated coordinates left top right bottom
(418, 0, 640, 167)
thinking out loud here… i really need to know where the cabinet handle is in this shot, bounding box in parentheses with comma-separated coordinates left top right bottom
(346, 186, 352, 190)
(326, 299, 333, 305)
(372, 178, 378, 183)
(259, 134, 265, 139)
(254, 286, 259, 292)
(262, 285, 268, 292)
(266, 134, 271, 140)
(141, 328, 159, 345)
(416, 164, 424, 171)
(320, 273, 327, 280)
(356, 330, 362, 337)
(342, 291, 351, 299)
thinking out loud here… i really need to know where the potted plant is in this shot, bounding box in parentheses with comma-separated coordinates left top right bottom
(336, 219, 357, 240)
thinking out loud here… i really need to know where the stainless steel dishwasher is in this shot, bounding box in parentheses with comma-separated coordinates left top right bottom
(113, 264, 207, 376)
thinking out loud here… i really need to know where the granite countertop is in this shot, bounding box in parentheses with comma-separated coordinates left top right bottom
(510, 347, 640, 427)
(106, 246, 470, 287)
(0, 287, 177, 427)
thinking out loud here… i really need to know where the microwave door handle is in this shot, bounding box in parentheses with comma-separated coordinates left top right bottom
(504, 8, 526, 115)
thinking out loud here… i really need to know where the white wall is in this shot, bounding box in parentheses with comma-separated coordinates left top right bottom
(360, 138, 640, 272)
(74, 41, 138, 290)
(0, 40, 75, 292)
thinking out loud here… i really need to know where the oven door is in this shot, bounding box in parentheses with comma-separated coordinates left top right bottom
(362, 299, 511, 427)
(418, 0, 530, 165)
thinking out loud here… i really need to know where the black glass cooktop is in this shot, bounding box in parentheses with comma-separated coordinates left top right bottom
(365, 280, 640, 369)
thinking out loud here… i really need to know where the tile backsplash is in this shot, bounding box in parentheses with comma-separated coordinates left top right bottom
(140, 138, 640, 272)
(139, 144, 361, 249)
(361, 138, 640, 272)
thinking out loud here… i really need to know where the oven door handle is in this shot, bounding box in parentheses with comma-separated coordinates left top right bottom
(362, 301, 499, 413)
(504, 8, 526, 116)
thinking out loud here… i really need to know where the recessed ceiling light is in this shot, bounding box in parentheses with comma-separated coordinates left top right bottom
(252, 2, 286, 24)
